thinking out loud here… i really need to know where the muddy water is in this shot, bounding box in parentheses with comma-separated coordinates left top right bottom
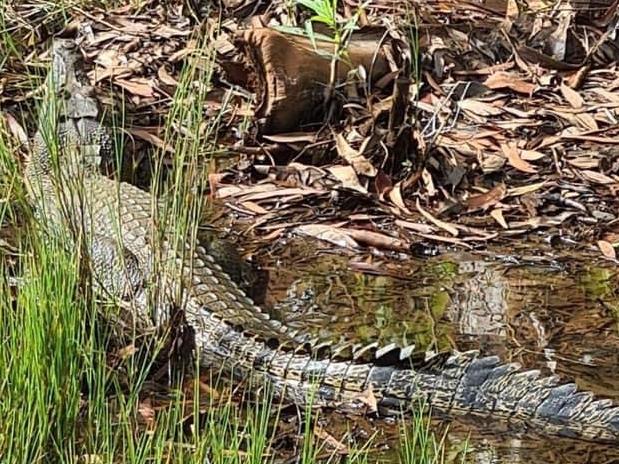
(251, 238, 619, 463)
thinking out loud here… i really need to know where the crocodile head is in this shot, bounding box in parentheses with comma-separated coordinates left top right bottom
(28, 39, 110, 180)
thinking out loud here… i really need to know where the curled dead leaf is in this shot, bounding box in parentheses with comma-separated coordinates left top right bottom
(374, 169, 393, 196)
(490, 208, 508, 229)
(479, 152, 506, 173)
(116, 344, 137, 360)
(137, 400, 155, 427)
(350, 386, 378, 413)
(94, 49, 124, 69)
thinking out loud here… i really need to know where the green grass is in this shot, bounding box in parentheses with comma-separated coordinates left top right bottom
(0, 7, 454, 464)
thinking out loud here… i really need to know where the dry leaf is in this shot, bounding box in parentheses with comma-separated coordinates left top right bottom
(466, 183, 507, 212)
(344, 228, 408, 251)
(560, 82, 584, 109)
(327, 165, 367, 193)
(578, 170, 616, 185)
(2, 112, 28, 145)
(416, 200, 459, 236)
(153, 25, 191, 38)
(115, 78, 155, 97)
(561, 134, 619, 144)
(490, 208, 508, 228)
(510, 211, 576, 228)
(129, 128, 174, 153)
(216, 183, 276, 199)
(334, 133, 377, 177)
(573, 113, 598, 131)
(314, 427, 349, 455)
(507, 181, 547, 196)
(242, 187, 324, 202)
(421, 168, 436, 196)
(395, 219, 436, 234)
(502, 142, 537, 173)
(95, 49, 124, 69)
(263, 132, 317, 143)
(459, 99, 504, 116)
(597, 240, 616, 259)
(112, 18, 149, 34)
(374, 169, 393, 196)
(260, 228, 284, 241)
(116, 344, 137, 360)
(388, 182, 413, 214)
(350, 386, 378, 413)
(158, 66, 179, 87)
(520, 150, 546, 161)
(80, 455, 104, 464)
(566, 157, 599, 169)
(484, 71, 536, 95)
(239, 201, 269, 214)
(479, 152, 506, 173)
(506, 0, 519, 18)
(294, 224, 359, 249)
(138, 400, 156, 427)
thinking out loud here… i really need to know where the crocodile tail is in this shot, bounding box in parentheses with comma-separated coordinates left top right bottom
(189, 305, 619, 443)
(372, 351, 619, 443)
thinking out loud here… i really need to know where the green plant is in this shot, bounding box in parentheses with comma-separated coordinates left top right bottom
(296, 0, 359, 53)
(293, 0, 365, 118)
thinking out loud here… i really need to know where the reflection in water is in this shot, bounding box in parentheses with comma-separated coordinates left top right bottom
(256, 239, 619, 463)
(448, 259, 507, 340)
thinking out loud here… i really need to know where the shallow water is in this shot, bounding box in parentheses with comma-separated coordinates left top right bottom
(250, 237, 619, 463)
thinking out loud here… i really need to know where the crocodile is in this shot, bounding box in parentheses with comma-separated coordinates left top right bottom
(25, 38, 619, 443)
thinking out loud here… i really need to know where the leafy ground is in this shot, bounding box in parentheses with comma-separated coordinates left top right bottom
(4, 0, 618, 257)
(1, 0, 619, 463)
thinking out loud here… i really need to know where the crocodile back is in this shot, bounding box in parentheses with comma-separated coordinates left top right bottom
(82, 175, 311, 346)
